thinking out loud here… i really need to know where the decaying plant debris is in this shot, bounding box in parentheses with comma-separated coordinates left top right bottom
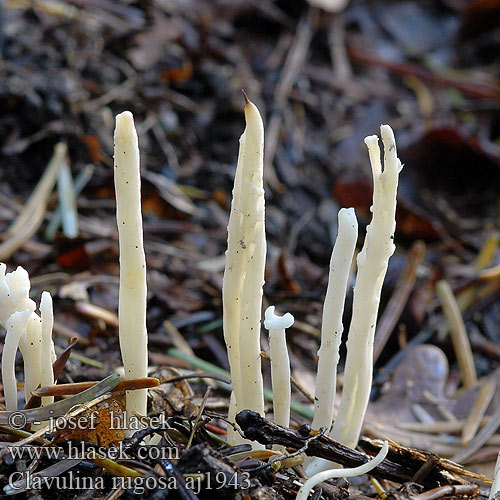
(1, 0, 500, 499)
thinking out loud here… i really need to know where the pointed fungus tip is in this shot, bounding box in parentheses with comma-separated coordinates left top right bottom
(116, 110, 134, 126)
(241, 89, 249, 105)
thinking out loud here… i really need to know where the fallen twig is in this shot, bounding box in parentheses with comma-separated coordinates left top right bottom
(236, 410, 488, 487)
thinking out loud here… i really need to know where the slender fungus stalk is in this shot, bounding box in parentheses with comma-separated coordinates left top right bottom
(297, 442, 388, 500)
(0, 264, 37, 411)
(264, 306, 294, 431)
(40, 292, 55, 406)
(2, 308, 34, 410)
(312, 208, 358, 434)
(114, 111, 148, 429)
(223, 94, 266, 444)
(19, 313, 42, 406)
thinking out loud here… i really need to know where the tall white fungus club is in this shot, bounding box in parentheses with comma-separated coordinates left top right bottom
(113, 111, 148, 430)
(312, 208, 358, 435)
(223, 94, 266, 445)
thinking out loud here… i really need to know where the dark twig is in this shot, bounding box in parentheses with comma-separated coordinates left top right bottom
(187, 387, 211, 449)
(235, 411, 485, 487)
(125, 424, 171, 454)
(411, 455, 440, 484)
(158, 459, 199, 500)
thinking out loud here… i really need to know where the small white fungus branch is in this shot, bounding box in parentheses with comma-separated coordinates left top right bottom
(312, 207, 358, 435)
(329, 125, 401, 452)
(223, 96, 266, 444)
(0, 264, 41, 410)
(2, 308, 34, 410)
(0, 265, 56, 410)
(0, 264, 32, 324)
(264, 306, 294, 430)
(19, 312, 42, 405)
(297, 441, 388, 500)
(114, 111, 148, 428)
(40, 291, 55, 406)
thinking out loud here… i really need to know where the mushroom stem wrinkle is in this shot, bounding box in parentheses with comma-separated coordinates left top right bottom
(312, 207, 358, 434)
(264, 306, 294, 430)
(223, 97, 266, 444)
(114, 111, 148, 429)
(330, 125, 401, 451)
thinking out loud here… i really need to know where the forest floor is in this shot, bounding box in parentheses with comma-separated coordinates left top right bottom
(0, 0, 500, 499)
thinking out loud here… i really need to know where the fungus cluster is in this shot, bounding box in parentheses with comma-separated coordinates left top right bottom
(0, 264, 56, 411)
(307, 125, 401, 474)
(0, 98, 400, 482)
(113, 101, 399, 462)
(221, 97, 401, 477)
